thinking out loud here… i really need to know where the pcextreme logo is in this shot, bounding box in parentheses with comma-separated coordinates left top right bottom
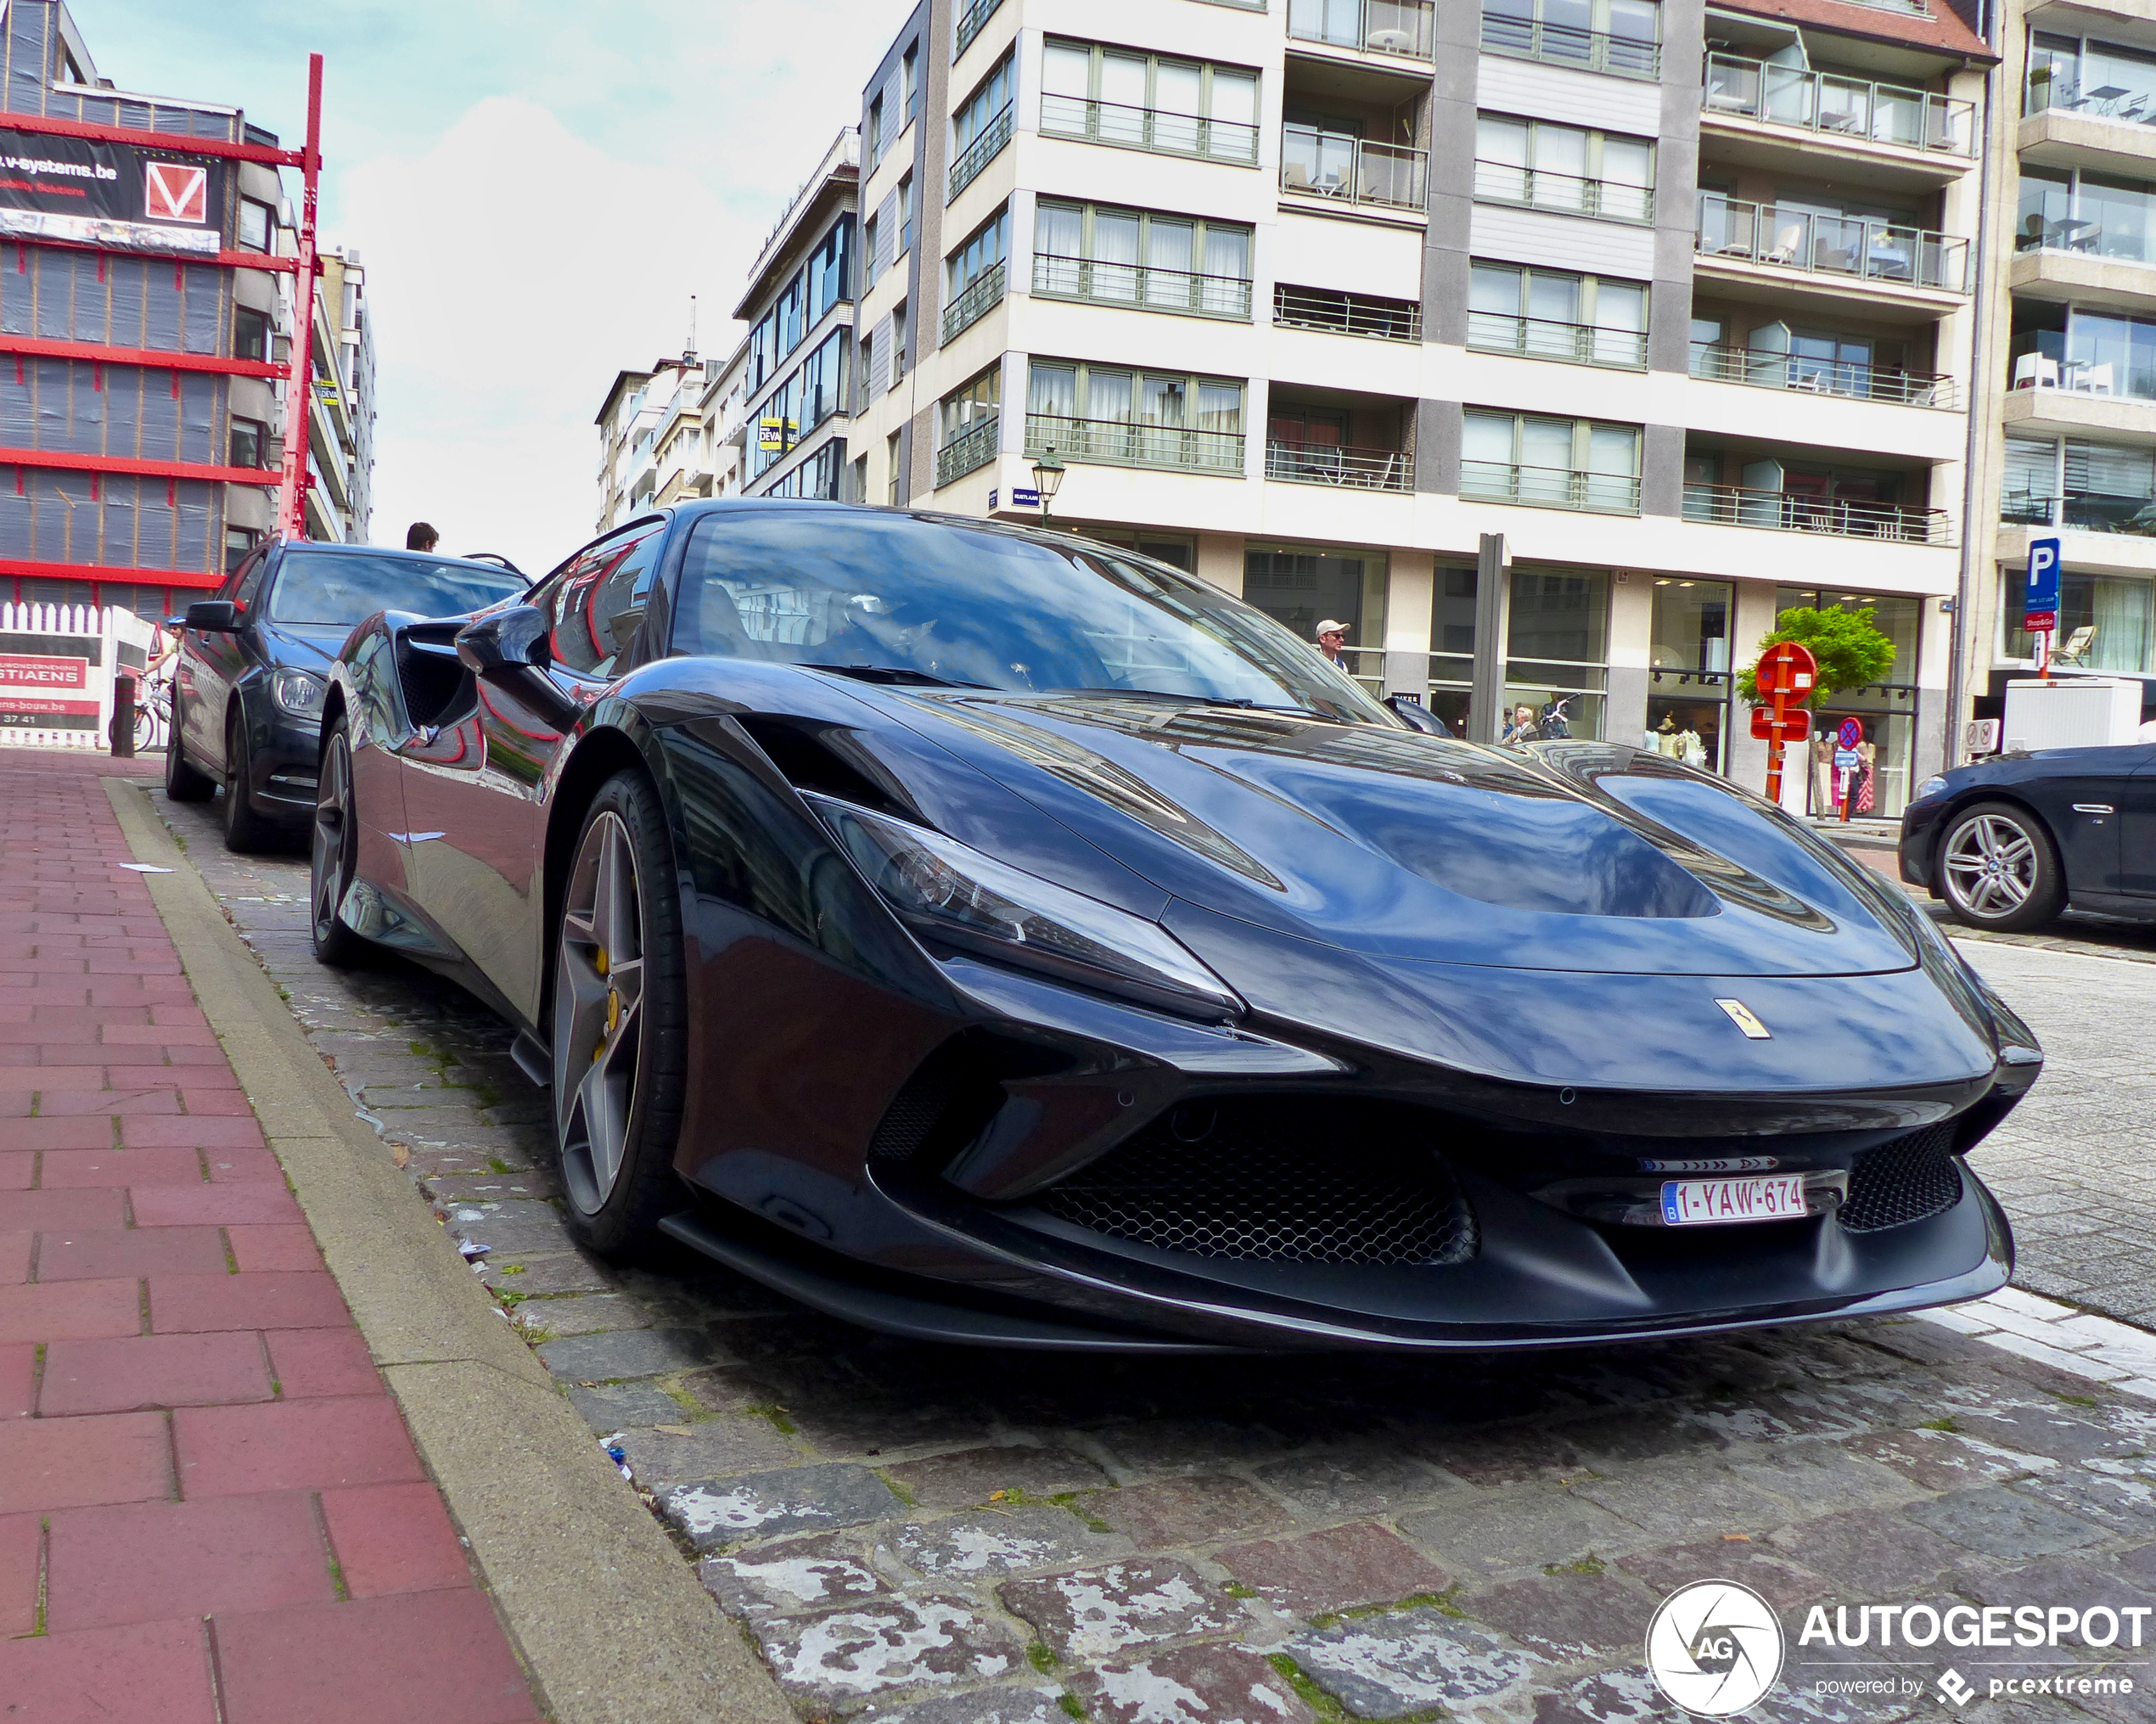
(1646, 1581, 1785, 1716)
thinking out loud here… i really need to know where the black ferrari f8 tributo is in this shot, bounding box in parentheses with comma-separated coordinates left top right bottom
(311, 501, 2038, 1352)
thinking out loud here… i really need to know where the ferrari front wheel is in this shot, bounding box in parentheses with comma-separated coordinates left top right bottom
(551, 771, 689, 1255)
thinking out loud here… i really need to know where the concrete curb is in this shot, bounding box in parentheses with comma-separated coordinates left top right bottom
(102, 778, 796, 1724)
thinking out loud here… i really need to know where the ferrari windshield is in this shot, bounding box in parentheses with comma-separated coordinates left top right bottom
(671, 508, 1390, 723)
(267, 553, 526, 628)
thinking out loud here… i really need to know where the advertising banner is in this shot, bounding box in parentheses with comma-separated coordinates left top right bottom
(0, 126, 227, 256)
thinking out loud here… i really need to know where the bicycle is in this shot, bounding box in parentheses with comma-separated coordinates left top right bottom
(131, 671, 174, 754)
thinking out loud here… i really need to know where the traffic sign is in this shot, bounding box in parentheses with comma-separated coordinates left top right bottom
(2024, 537, 2060, 633)
(1755, 641, 1819, 700)
(1837, 717, 1863, 750)
(1750, 706, 1811, 742)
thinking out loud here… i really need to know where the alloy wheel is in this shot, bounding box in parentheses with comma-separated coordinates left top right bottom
(311, 738, 351, 946)
(553, 811, 646, 1216)
(1942, 812, 2036, 918)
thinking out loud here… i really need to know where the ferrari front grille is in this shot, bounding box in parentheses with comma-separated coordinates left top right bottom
(1036, 1102, 1479, 1266)
(1839, 1122, 1962, 1233)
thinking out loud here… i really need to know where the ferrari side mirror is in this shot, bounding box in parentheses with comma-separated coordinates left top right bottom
(1387, 694, 1451, 737)
(455, 605, 551, 678)
(183, 599, 240, 633)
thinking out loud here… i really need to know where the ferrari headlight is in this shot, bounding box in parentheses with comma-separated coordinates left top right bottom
(1913, 775, 1949, 803)
(809, 797, 1242, 1021)
(270, 668, 326, 719)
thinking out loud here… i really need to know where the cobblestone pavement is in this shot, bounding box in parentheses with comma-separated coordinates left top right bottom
(147, 784, 2156, 1724)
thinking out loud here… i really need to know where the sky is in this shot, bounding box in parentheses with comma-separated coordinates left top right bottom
(64, 0, 904, 571)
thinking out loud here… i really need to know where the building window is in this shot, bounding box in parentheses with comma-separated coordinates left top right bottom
(937, 368, 1001, 486)
(1281, 110, 1429, 211)
(1474, 115, 1653, 222)
(1468, 262, 1646, 368)
(851, 452, 869, 503)
(890, 301, 909, 385)
(1648, 578, 1732, 772)
(898, 173, 917, 256)
(234, 306, 270, 363)
(1244, 544, 1389, 688)
(951, 53, 1016, 199)
(1461, 410, 1641, 514)
(2018, 163, 2156, 266)
(1481, 0, 1660, 77)
(867, 93, 886, 170)
(808, 217, 854, 322)
(862, 213, 883, 291)
(1034, 200, 1254, 319)
(1507, 567, 1611, 742)
(1042, 40, 1261, 166)
(1777, 587, 1922, 817)
(956, 0, 1007, 58)
(1081, 526, 1196, 571)
(2027, 31, 2156, 121)
(225, 528, 261, 575)
(229, 417, 269, 469)
(1025, 360, 1245, 475)
(239, 197, 274, 253)
(902, 44, 918, 115)
(1287, 0, 1435, 59)
(887, 431, 904, 504)
(2005, 434, 2156, 539)
(1273, 284, 1421, 341)
(2001, 564, 2154, 673)
(944, 208, 1009, 341)
(2009, 303, 2156, 398)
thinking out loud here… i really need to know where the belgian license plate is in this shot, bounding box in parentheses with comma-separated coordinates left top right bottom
(1660, 1174, 1810, 1227)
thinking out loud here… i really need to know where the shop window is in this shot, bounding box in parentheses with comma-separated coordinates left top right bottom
(1507, 565, 1609, 741)
(1648, 578, 1732, 772)
(1776, 587, 1922, 817)
(1243, 543, 1387, 688)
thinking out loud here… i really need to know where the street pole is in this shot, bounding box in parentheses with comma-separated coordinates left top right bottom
(273, 53, 324, 544)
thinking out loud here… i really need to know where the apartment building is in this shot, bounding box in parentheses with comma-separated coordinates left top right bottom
(593, 355, 704, 531)
(1968, 0, 2156, 721)
(307, 247, 377, 544)
(833, 0, 1990, 816)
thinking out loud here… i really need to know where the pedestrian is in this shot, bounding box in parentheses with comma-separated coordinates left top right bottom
(1315, 618, 1350, 665)
(406, 521, 439, 552)
(1501, 703, 1540, 744)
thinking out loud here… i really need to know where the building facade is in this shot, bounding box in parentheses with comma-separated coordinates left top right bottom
(593, 355, 704, 532)
(309, 246, 375, 544)
(828, 0, 1992, 816)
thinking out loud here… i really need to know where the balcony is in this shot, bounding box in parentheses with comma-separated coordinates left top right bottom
(1460, 460, 1641, 514)
(1682, 482, 1950, 543)
(1473, 158, 1651, 222)
(1282, 129, 1428, 211)
(1033, 253, 1254, 320)
(1695, 194, 1969, 294)
(936, 414, 999, 487)
(1288, 0, 1435, 60)
(949, 104, 1012, 201)
(1042, 94, 1260, 166)
(942, 260, 1007, 343)
(1274, 284, 1422, 340)
(1690, 344, 1957, 407)
(1024, 413, 1244, 475)
(1266, 440, 1413, 491)
(1703, 56, 1976, 158)
(953, 0, 1004, 59)
(2004, 487, 2156, 536)
(1468, 310, 1646, 369)
(1479, 8, 1659, 80)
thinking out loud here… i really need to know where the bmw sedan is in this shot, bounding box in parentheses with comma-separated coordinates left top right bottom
(309, 501, 2039, 1352)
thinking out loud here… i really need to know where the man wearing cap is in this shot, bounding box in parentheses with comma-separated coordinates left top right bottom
(1315, 619, 1350, 665)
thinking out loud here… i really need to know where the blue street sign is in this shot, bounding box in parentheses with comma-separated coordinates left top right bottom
(1012, 486, 1042, 508)
(987, 490, 998, 510)
(2025, 536, 2061, 632)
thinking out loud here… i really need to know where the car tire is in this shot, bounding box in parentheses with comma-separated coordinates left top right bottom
(1937, 800, 2067, 932)
(309, 720, 369, 967)
(163, 694, 216, 801)
(221, 706, 284, 853)
(549, 769, 690, 1256)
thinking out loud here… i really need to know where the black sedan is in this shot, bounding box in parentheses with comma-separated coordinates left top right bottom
(311, 501, 2039, 1352)
(165, 541, 526, 851)
(1900, 742, 2156, 930)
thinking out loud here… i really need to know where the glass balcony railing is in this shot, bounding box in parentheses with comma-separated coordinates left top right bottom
(1703, 55, 1976, 155)
(2009, 345, 2156, 400)
(1033, 254, 1255, 320)
(1283, 129, 1429, 210)
(1266, 440, 1414, 491)
(2024, 71, 2156, 123)
(1024, 413, 1244, 475)
(1287, 0, 1436, 59)
(1473, 158, 1653, 222)
(953, 0, 1004, 59)
(1274, 284, 1422, 340)
(1460, 460, 1640, 514)
(2004, 488, 2156, 535)
(941, 260, 1006, 343)
(1689, 343, 1957, 407)
(1479, 11, 1659, 79)
(1682, 482, 1950, 543)
(1695, 194, 1969, 293)
(1468, 311, 1648, 369)
(1042, 96, 1260, 165)
(948, 104, 1012, 200)
(935, 414, 999, 487)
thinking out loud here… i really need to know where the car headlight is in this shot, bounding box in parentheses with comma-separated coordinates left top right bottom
(809, 797, 1243, 1021)
(270, 668, 326, 719)
(1913, 775, 1949, 803)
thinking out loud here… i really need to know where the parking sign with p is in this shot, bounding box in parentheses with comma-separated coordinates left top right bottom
(2024, 537, 2060, 634)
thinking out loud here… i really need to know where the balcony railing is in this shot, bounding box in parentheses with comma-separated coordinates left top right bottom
(1682, 482, 1950, 543)
(2010, 350, 2156, 400)
(953, 0, 1004, 58)
(1468, 311, 1647, 369)
(1689, 343, 1957, 407)
(1024, 413, 1244, 475)
(2027, 75, 2156, 125)
(1033, 253, 1255, 320)
(1041, 96, 1260, 165)
(1461, 460, 1640, 514)
(1287, 0, 1435, 59)
(1695, 194, 1969, 293)
(1274, 284, 1422, 340)
(1266, 440, 1414, 491)
(942, 260, 1007, 343)
(936, 414, 999, 487)
(1473, 159, 1652, 222)
(2005, 488, 2156, 535)
(1479, 11, 1659, 79)
(1283, 129, 1428, 211)
(1703, 55, 1976, 156)
(949, 104, 1013, 200)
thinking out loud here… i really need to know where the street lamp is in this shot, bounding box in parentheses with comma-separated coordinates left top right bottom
(1031, 448, 1066, 527)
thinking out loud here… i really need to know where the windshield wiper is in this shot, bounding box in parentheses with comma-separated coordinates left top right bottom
(801, 663, 988, 689)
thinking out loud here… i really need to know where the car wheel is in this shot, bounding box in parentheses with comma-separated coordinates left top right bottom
(221, 706, 283, 853)
(1938, 801, 2067, 932)
(163, 694, 215, 801)
(310, 721, 368, 967)
(550, 770, 689, 1255)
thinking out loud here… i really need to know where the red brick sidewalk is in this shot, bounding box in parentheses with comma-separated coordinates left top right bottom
(1, 753, 543, 1723)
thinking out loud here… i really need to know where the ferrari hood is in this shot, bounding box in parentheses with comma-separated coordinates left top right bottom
(888, 693, 1920, 981)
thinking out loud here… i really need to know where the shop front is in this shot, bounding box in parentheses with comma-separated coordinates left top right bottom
(1647, 578, 1732, 772)
(1408, 562, 1614, 740)
(1244, 542, 1390, 696)
(1775, 586, 1923, 819)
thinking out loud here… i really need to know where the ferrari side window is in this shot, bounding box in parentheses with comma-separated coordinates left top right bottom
(550, 525, 664, 680)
